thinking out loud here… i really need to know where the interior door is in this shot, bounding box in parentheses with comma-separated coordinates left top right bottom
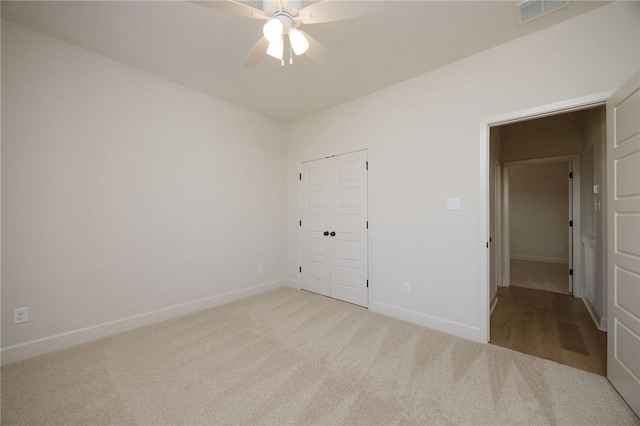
(607, 71, 640, 417)
(331, 151, 369, 307)
(299, 151, 369, 307)
(300, 158, 332, 297)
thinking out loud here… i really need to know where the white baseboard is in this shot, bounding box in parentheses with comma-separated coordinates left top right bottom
(600, 315, 607, 331)
(370, 300, 483, 343)
(490, 296, 499, 316)
(1, 279, 293, 366)
(511, 254, 569, 264)
(582, 296, 607, 331)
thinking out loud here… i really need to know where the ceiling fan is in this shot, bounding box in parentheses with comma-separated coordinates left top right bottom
(194, 0, 383, 67)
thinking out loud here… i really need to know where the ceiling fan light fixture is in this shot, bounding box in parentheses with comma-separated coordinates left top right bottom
(263, 18, 283, 43)
(266, 36, 284, 60)
(288, 28, 309, 55)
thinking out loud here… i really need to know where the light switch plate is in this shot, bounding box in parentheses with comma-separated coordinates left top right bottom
(447, 198, 461, 210)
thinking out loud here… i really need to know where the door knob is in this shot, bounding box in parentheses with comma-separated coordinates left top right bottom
(330, 232, 336, 237)
(323, 231, 329, 236)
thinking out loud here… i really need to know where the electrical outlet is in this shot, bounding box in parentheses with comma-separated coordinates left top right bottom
(257, 265, 263, 274)
(13, 307, 28, 324)
(403, 283, 412, 294)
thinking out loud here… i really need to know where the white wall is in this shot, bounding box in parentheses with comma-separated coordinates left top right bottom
(509, 162, 570, 263)
(286, 2, 639, 341)
(1, 21, 287, 362)
(581, 150, 595, 239)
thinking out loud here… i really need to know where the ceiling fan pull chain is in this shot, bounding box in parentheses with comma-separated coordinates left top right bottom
(290, 44, 293, 65)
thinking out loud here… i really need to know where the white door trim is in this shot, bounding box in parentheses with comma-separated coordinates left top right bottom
(479, 91, 612, 342)
(495, 162, 503, 293)
(502, 165, 510, 286)
(300, 148, 369, 164)
(501, 155, 581, 296)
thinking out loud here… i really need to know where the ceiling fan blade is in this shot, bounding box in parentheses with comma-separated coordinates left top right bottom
(299, 30, 332, 65)
(243, 37, 269, 68)
(298, 0, 383, 24)
(191, 0, 266, 20)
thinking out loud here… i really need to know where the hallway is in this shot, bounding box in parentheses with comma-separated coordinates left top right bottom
(490, 286, 606, 376)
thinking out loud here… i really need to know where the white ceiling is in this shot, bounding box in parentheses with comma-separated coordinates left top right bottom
(1, 0, 610, 123)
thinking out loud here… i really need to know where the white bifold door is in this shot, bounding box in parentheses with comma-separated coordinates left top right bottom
(607, 72, 640, 417)
(299, 150, 368, 307)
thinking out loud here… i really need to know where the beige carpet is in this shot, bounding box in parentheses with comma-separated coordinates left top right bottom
(2, 288, 638, 425)
(510, 259, 570, 294)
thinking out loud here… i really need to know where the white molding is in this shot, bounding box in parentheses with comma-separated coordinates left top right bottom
(1, 279, 294, 366)
(490, 296, 499, 316)
(479, 122, 491, 341)
(510, 254, 569, 264)
(300, 148, 368, 164)
(485, 92, 610, 128)
(495, 162, 503, 291)
(600, 315, 608, 331)
(582, 297, 607, 331)
(370, 300, 483, 343)
(502, 166, 510, 286)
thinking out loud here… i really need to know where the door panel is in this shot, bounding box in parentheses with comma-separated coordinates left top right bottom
(607, 71, 640, 417)
(301, 159, 332, 297)
(299, 151, 368, 307)
(331, 151, 368, 307)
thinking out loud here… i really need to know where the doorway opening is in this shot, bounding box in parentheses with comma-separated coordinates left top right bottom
(504, 157, 576, 295)
(485, 104, 608, 375)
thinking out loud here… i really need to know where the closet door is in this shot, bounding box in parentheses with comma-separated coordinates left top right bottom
(299, 151, 368, 308)
(300, 158, 332, 297)
(331, 151, 368, 307)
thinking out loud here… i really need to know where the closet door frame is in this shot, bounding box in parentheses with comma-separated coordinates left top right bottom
(298, 149, 369, 307)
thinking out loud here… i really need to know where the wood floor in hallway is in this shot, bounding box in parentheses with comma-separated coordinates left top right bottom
(490, 286, 607, 376)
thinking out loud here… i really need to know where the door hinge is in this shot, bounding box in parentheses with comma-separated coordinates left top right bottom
(366, 161, 368, 170)
(486, 242, 489, 248)
(569, 269, 573, 276)
(569, 220, 573, 227)
(366, 279, 369, 288)
(569, 172, 573, 179)
(366, 221, 369, 229)
(299, 266, 302, 273)
(299, 173, 302, 181)
(299, 220, 302, 227)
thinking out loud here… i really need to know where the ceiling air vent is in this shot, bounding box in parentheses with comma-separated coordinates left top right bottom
(517, 0, 570, 24)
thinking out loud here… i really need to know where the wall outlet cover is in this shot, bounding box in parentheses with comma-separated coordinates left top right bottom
(13, 307, 28, 324)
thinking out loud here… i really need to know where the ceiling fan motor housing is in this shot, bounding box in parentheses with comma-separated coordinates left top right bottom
(262, 0, 302, 18)
(272, 12, 296, 33)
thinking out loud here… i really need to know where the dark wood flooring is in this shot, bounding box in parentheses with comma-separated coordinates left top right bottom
(490, 286, 607, 376)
